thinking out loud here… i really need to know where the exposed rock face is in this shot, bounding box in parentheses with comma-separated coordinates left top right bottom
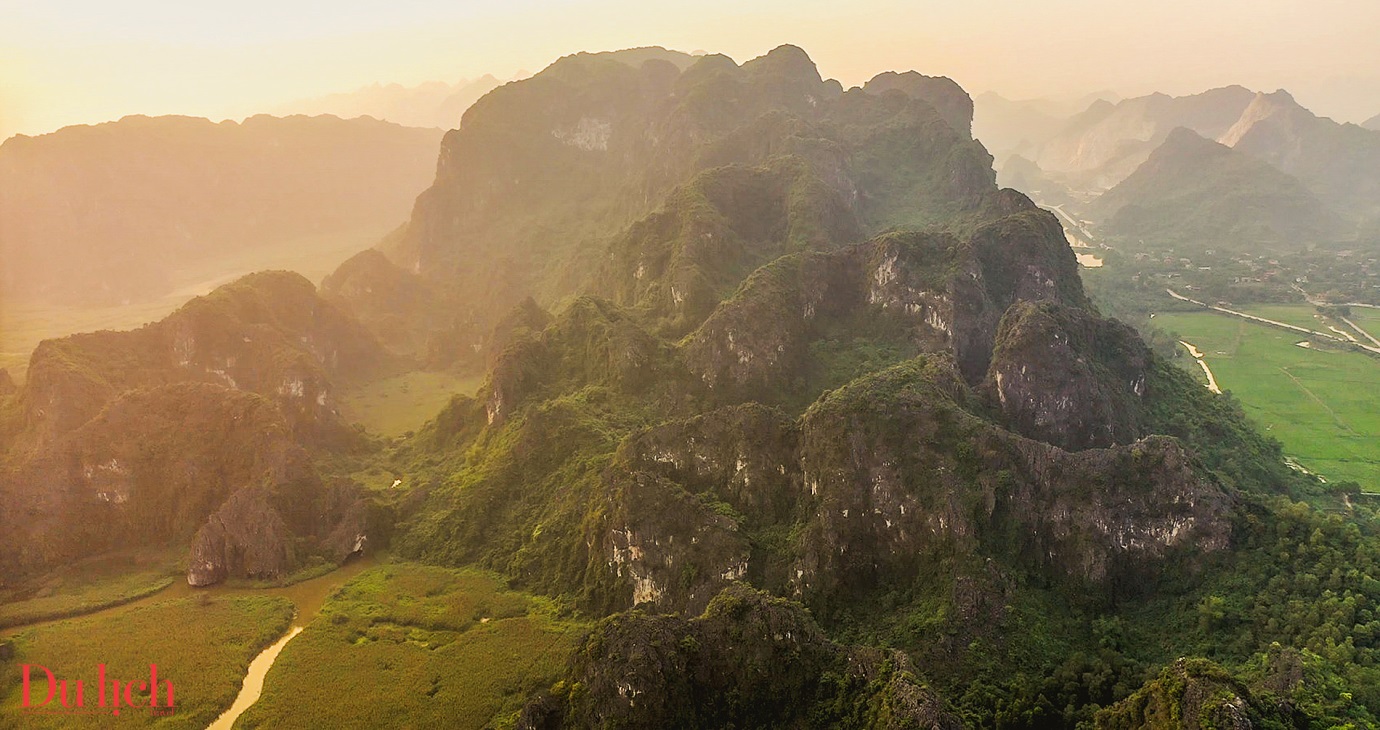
(187, 479, 368, 586)
(187, 489, 295, 587)
(864, 70, 975, 137)
(1221, 90, 1380, 222)
(517, 584, 963, 729)
(985, 301, 1150, 450)
(681, 200, 1087, 396)
(332, 45, 998, 368)
(0, 114, 443, 306)
(17, 270, 390, 448)
(0, 383, 367, 584)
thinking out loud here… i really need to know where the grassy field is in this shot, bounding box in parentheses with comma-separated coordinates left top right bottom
(234, 563, 588, 729)
(338, 371, 484, 438)
(0, 232, 378, 382)
(0, 595, 294, 728)
(0, 549, 182, 629)
(1156, 306, 1380, 491)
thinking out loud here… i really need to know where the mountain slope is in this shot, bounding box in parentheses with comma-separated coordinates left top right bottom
(0, 271, 387, 585)
(332, 45, 998, 365)
(0, 114, 444, 306)
(1033, 86, 1257, 190)
(1365, 113, 1380, 131)
(1221, 90, 1380, 223)
(1089, 127, 1341, 250)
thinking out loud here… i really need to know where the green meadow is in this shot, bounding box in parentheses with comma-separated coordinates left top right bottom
(0, 549, 181, 629)
(234, 563, 588, 729)
(338, 371, 485, 439)
(1155, 306, 1380, 491)
(0, 595, 294, 729)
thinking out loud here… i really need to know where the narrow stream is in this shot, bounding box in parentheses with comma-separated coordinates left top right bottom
(200, 555, 378, 729)
(206, 626, 304, 730)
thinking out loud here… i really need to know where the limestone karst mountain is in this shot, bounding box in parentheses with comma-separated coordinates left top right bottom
(1089, 127, 1341, 251)
(972, 90, 1120, 161)
(309, 45, 1361, 724)
(3, 43, 1379, 726)
(0, 271, 389, 585)
(1220, 90, 1380, 223)
(1032, 86, 1257, 191)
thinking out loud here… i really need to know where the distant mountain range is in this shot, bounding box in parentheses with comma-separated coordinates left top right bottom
(1364, 113, 1380, 131)
(276, 75, 508, 129)
(1088, 127, 1340, 251)
(0, 114, 444, 306)
(984, 85, 1380, 252)
(972, 90, 1120, 160)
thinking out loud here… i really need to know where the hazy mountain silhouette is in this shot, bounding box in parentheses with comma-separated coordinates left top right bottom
(0, 114, 444, 306)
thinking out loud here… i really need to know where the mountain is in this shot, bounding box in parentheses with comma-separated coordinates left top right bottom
(1089, 127, 1341, 250)
(1363, 113, 1380, 131)
(1033, 86, 1257, 190)
(6, 44, 1380, 725)
(972, 90, 1119, 160)
(0, 271, 389, 585)
(325, 44, 999, 365)
(0, 114, 444, 306)
(864, 71, 974, 136)
(310, 46, 1379, 724)
(1220, 90, 1380, 223)
(277, 75, 506, 129)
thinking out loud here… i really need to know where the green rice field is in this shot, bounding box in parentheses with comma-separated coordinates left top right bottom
(1156, 305, 1380, 491)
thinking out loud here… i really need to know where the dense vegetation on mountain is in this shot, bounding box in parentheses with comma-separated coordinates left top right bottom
(5, 44, 1380, 727)
(0, 271, 387, 585)
(321, 46, 1380, 725)
(1089, 128, 1341, 251)
(0, 114, 443, 306)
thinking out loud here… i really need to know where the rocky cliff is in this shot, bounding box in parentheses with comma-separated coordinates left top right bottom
(518, 584, 963, 729)
(330, 45, 998, 364)
(0, 383, 366, 584)
(15, 270, 390, 450)
(0, 271, 386, 585)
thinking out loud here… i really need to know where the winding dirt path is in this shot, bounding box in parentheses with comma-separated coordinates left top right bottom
(1179, 340, 1222, 394)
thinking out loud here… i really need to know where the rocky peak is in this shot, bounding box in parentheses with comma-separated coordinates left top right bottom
(863, 70, 974, 136)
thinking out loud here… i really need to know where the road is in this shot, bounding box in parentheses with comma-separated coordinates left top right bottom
(1178, 341, 1222, 394)
(1166, 288, 1380, 356)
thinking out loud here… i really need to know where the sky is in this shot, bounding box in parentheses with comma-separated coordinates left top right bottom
(4, 0, 1380, 140)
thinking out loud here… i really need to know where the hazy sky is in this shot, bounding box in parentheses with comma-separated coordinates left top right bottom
(4, 0, 1379, 139)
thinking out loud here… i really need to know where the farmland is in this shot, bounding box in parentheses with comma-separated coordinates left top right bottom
(1154, 305, 1380, 491)
(234, 563, 588, 729)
